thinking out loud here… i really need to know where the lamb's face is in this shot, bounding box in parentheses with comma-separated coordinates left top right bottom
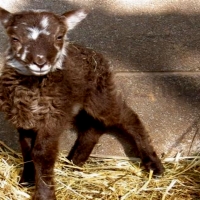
(6, 12, 67, 76)
(0, 8, 87, 76)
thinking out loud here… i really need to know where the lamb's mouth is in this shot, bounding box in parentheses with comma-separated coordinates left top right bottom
(30, 70, 50, 76)
(29, 64, 51, 76)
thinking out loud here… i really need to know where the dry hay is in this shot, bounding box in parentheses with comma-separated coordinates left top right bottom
(0, 141, 200, 200)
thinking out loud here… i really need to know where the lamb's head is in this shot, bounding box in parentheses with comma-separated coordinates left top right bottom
(0, 7, 87, 76)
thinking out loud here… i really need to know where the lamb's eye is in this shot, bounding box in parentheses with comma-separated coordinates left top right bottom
(11, 37, 20, 42)
(56, 35, 63, 40)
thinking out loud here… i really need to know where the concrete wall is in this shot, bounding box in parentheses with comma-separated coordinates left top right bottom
(0, 0, 199, 158)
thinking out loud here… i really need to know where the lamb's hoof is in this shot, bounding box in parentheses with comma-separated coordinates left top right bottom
(19, 175, 35, 187)
(66, 155, 85, 167)
(19, 181, 35, 187)
(144, 161, 164, 176)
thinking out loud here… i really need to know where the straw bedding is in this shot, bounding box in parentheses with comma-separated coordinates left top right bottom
(0, 141, 199, 200)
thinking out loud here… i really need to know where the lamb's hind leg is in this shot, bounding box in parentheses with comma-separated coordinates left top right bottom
(67, 110, 105, 166)
(85, 95, 164, 175)
(117, 103, 164, 175)
(18, 128, 36, 186)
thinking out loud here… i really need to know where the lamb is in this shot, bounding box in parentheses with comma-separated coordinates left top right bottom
(0, 7, 164, 200)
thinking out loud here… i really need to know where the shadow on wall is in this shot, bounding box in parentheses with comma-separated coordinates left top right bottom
(0, 0, 200, 101)
(0, 0, 199, 152)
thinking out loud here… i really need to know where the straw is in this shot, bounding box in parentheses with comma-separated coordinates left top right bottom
(0, 141, 200, 200)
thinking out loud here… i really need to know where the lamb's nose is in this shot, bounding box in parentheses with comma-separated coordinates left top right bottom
(33, 55, 47, 68)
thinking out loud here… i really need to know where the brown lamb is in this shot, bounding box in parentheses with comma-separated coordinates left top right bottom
(0, 7, 164, 200)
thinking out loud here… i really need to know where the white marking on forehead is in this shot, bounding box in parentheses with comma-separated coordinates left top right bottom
(43, 30, 50, 35)
(27, 27, 41, 40)
(27, 27, 50, 40)
(40, 17, 49, 29)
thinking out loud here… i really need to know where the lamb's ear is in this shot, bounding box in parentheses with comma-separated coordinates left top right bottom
(62, 9, 88, 31)
(0, 7, 12, 27)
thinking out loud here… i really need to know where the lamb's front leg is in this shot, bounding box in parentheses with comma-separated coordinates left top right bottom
(68, 110, 105, 166)
(18, 128, 36, 186)
(31, 129, 60, 200)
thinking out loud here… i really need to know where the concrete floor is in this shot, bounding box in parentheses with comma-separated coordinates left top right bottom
(0, 0, 200, 159)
